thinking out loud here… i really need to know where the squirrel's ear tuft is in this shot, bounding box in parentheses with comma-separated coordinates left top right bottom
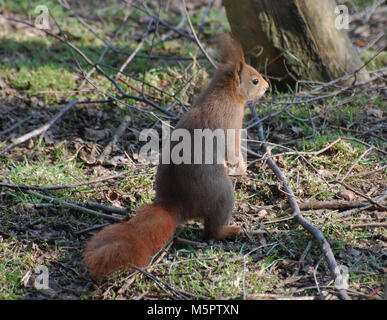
(215, 33, 245, 66)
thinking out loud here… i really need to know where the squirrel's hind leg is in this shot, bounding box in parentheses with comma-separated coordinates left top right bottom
(202, 180, 242, 240)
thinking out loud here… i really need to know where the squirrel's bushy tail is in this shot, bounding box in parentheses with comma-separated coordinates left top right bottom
(84, 205, 178, 278)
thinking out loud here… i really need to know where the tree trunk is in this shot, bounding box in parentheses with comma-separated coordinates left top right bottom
(223, 0, 368, 87)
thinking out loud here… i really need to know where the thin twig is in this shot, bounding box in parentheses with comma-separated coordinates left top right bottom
(115, 38, 146, 80)
(128, 263, 190, 300)
(339, 147, 373, 182)
(97, 115, 132, 163)
(84, 201, 129, 215)
(25, 190, 123, 222)
(75, 223, 110, 235)
(340, 136, 387, 156)
(174, 237, 207, 248)
(114, 13, 154, 80)
(129, 1, 195, 42)
(342, 165, 387, 179)
(0, 99, 78, 157)
(1, 15, 178, 120)
(349, 222, 387, 229)
(197, 0, 213, 37)
(313, 259, 323, 299)
(181, 0, 217, 68)
(118, 77, 165, 105)
(160, 3, 186, 41)
(71, 5, 132, 97)
(0, 115, 33, 137)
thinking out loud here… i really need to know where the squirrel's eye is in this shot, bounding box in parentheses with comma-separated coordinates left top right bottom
(252, 78, 259, 85)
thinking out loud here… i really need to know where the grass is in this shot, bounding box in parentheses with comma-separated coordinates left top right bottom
(0, 240, 28, 299)
(164, 249, 245, 299)
(0, 0, 208, 106)
(0, 0, 386, 300)
(3, 149, 89, 195)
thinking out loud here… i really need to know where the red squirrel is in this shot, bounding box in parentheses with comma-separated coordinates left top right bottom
(84, 35, 269, 278)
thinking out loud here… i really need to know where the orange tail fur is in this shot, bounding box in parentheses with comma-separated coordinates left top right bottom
(84, 205, 178, 278)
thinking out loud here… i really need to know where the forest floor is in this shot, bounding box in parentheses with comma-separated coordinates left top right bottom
(0, 0, 386, 300)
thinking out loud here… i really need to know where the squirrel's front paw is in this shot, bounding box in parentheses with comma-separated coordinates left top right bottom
(228, 161, 247, 176)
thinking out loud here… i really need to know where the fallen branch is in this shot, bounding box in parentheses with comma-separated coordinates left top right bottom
(296, 199, 377, 211)
(251, 106, 350, 300)
(335, 191, 387, 218)
(349, 222, 387, 229)
(85, 201, 129, 215)
(25, 190, 123, 222)
(175, 237, 207, 248)
(0, 99, 78, 157)
(0, 115, 33, 137)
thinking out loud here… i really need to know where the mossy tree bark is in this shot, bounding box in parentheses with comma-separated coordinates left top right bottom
(223, 0, 368, 87)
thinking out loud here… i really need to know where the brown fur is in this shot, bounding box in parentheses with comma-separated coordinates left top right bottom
(83, 34, 269, 278)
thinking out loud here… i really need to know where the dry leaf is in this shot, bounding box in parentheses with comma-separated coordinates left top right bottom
(337, 190, 355, 201)
(366, 109, 383, 118)
(84, 128, 111, 141)
(257, 209, 268, 219)
(354, 39, 368, 47)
